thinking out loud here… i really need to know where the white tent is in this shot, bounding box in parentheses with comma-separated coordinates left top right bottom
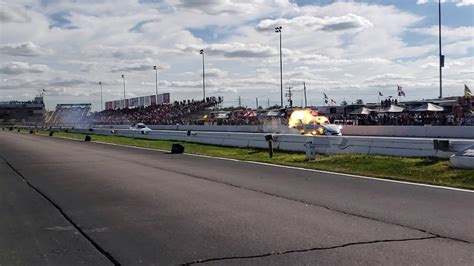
(350, 107, 374, 115)
(410, 103, 444, 112)
(380, 105, 404, 113)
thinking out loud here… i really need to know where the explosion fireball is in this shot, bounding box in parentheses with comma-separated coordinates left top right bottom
(288, 109, 329, 128)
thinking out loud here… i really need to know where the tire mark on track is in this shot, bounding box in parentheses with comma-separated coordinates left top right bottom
(0, 155, 121, 266)
(181, 236, 439, 265)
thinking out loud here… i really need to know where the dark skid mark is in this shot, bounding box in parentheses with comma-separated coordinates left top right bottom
(0, 155, 121, 266)
(182, 236, 439, 265)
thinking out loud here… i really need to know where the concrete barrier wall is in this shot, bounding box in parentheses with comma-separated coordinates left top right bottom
(69, 128, 474, 158)
(91, 124, 474, 139)
(342, 125, 474, 139)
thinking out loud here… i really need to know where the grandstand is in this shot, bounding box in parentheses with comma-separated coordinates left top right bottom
(42, 97, 220, 126)
(0, 96, 45, 125)
(92, 97, 220, 125)
(46, 103, 91, 126)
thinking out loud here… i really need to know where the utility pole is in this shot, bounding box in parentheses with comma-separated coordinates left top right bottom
(98, 81, 103, 111)
(275, 26, 283, 108)
(438, 0, 444, 99)
(238, 96, 241, 107)
(256, 98, 259, 109)
(285, 86, 293, 108)
(303, 82, 307, 107)
(153, 65, 158, 103)
(121, 74, 126, 109)
(200, 49, 206, 100)
(267, 98, 270, 108)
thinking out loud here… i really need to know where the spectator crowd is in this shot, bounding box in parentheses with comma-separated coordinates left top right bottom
(90, 97, 221, 125)
(329, 113, 473, 126)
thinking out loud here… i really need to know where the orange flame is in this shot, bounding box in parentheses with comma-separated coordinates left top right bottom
(288, 109, 329, 128)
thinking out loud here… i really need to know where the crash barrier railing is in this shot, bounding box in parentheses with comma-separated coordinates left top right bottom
(37, 127, 473, 159)
(88, 124, 474, 139)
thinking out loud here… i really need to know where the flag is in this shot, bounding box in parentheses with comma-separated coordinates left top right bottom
(323, 92, 328, 99)
(42, 89, 46, 92)
(465, 84, 472, 98)
(331, 99, 336, 105)
(397, 85, 405, 97)
(378, 91, 383, 97)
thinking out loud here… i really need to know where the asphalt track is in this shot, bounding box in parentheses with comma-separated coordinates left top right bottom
(0, 132, 473, 265)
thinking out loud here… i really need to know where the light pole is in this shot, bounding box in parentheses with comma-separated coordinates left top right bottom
(121, 74, 126, 109)
(98, 81, 103, 111)
(438, 0, 444, 99)
(275, 26, 283, 108)
(200, 49, 206, 101)
(153, 65, 158, 103)
(303, 82, 307, 108)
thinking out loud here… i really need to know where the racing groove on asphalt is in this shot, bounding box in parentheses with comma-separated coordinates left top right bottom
(1, 132, 473, 265)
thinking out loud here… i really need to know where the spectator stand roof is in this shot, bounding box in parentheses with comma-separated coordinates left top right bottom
(379, 105, 405, 113)
(349, 107, 375, 115)
(265, 109, 287, 117)
(409, 103, 444, 112)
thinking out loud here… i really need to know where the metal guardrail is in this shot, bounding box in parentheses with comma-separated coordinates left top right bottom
(6, 125, 474, 159)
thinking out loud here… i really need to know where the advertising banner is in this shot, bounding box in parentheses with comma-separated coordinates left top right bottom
(105, 93, 171, 110)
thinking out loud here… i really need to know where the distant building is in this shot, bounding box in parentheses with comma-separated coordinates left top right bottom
(0, 96, 45, 125)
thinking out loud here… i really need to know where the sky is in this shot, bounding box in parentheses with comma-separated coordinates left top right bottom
(1, 0, 473, 110)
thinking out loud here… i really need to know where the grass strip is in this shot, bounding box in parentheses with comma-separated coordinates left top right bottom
(27, 129, 474, 190)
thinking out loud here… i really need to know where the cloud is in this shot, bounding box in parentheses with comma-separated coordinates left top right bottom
(444, 40, 474, 55)
(209, 87, 238, 93)
(364, 73, 416, 86)
(160, 80, 203, 88)
(110, 58, 168, 73)
(0, 41, 51, 57)
(457, 0, 474, 6)
(180, 43, 278, 58)
(417, 0, 474, 7)
(204, 68, 228, 78)
(293, 53, 352, 65)
(175, 0, 248, 15)
(0, 2, 29, 23)
(409, 26, 474, 56)
(40, 86, 91, 97)
(410, 26, 474, 43)
(48, 79, 86, 87)
(172, 0, 293, 15)
(257, 13, 373, 32)
(111, 64, 155, 73)
(0, 62, 50, 75)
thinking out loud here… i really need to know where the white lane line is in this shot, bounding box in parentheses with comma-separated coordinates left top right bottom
(89, 140, 473, 193)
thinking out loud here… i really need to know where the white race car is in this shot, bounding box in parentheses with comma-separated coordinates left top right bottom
(288, 109, 342, 136)
(130, 123, 152, 133)
(295, 122, 342, 136)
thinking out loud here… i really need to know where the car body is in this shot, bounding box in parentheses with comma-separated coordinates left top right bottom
(295, 122, 342, 136)
(130, 123, 152, 133)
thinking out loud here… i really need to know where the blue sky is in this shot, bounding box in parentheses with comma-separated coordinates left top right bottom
(1, 0, 473, 110)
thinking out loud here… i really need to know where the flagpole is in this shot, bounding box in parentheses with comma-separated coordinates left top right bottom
(439, 0, 443, 99)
